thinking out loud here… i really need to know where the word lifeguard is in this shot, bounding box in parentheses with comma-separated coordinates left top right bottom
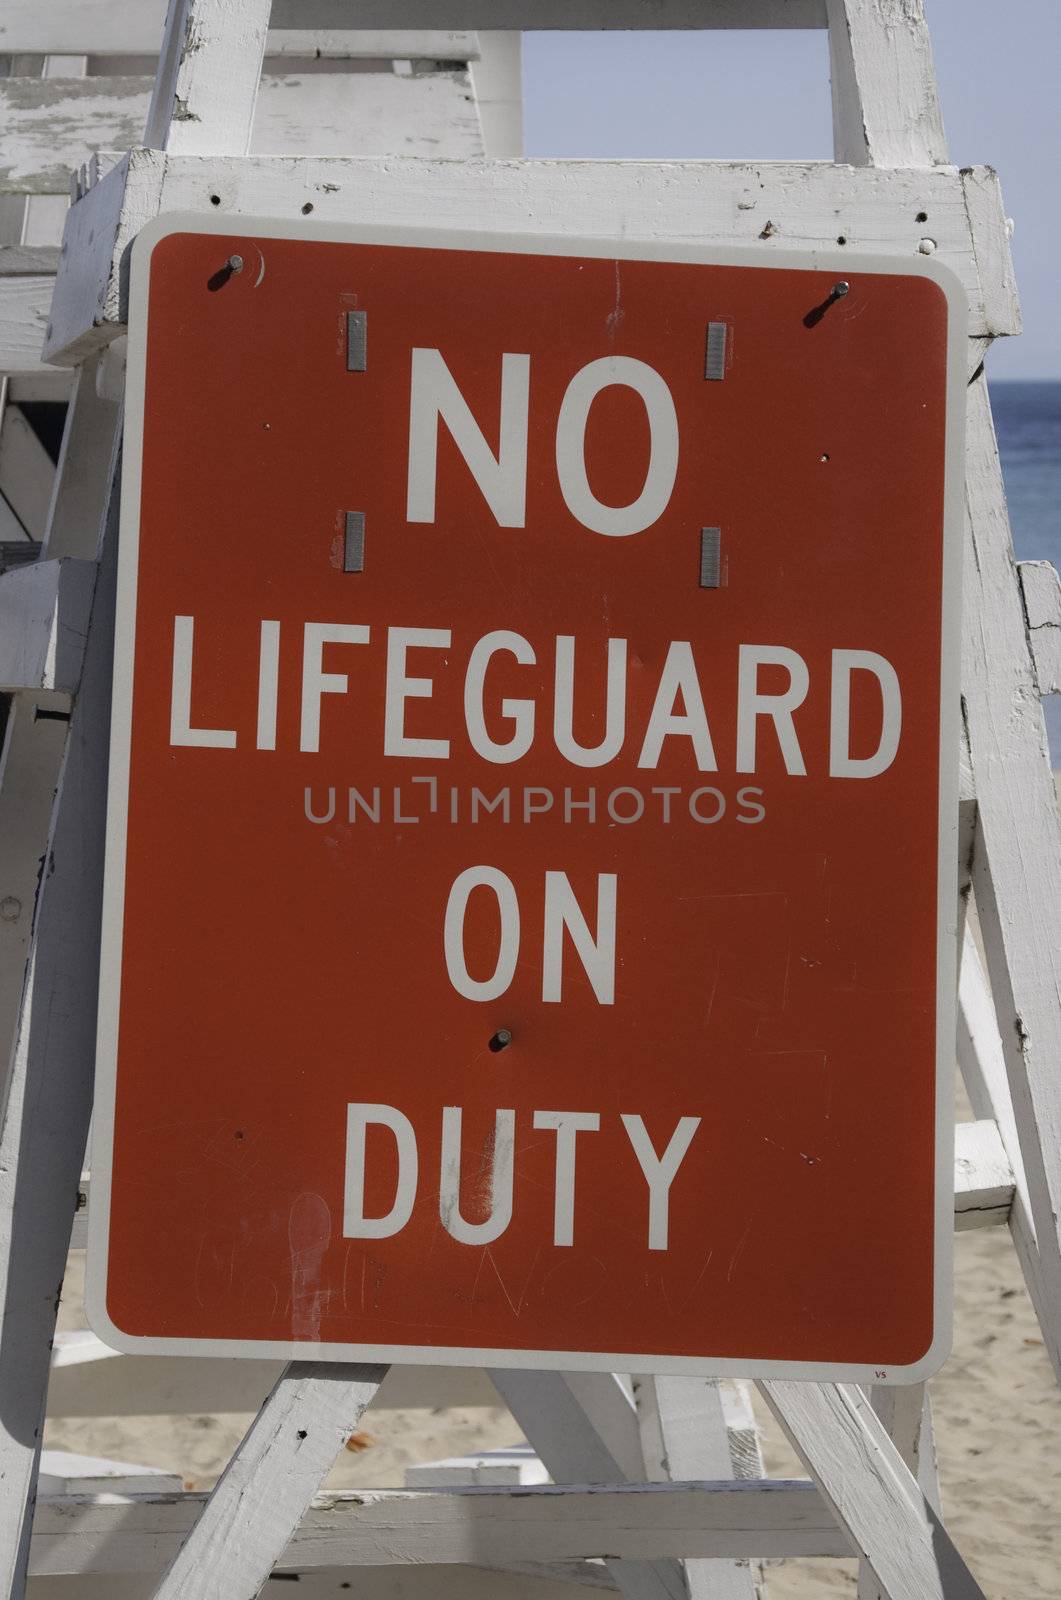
(170, 618, 901, 780)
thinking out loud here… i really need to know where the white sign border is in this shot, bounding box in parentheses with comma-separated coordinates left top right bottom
(88, 212, 966, 1384)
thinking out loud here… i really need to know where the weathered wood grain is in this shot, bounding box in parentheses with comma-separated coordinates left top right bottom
(0, 277, 54, 374)
(44, 152, 1019, 366)
(151, 1363, 387, 1599)
(0, 68, 485, 193)
(493, 1371, 687, 1600)
(0, 558, 96, 694)
(761, 1384, 987, 1599)
(30, 1482, 852, 1577)
(637, 1377, 760, 1600)
(962, 374, 1061, 1385)
(0, 466, 116, 1597)
(1018, 560, 1061, 696)
(0, 0, 480, 58)
(826, 0, 947, 168)
(144, 0, 271, 153)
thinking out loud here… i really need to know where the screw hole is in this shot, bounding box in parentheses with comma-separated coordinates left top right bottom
(209, 193, 221, 206)
(296, 1429, 308, 1441)
(916, 211, 928, 223)
(836, 235, 847, 246)
(820, 453, 830, 463)
(488, 1029, 513, 1053)
(301, 201, 314, 215)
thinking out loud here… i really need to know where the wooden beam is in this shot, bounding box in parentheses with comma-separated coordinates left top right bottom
(19, 1570, 614, 1600)
(953, 1116, 1015, 1230)
(30, 1482, 852, 1578)
(144, 0, 271, 154)
(45, 151, 1019, 367)
(0, 69, 484, 194)
(271, 2, 829, 25)
(825, 0, 947, 168)
(0, 277, 53, 376)
(1018, 560, 1061, 696)
(152, 1363, 388, 1599)
(0, 1, 481, 57)
(0, 558, 96, 694)
(761, 1384, 987, 1599)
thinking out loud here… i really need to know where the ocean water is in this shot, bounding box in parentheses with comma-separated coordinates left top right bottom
(991, 381, 1061, 759)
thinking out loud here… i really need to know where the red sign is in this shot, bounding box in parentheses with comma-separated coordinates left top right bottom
(89, 218, 964, 1381)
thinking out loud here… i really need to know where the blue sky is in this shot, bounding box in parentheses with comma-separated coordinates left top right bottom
(521, 3, 1060, 380)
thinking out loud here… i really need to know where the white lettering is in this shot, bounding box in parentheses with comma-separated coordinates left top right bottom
(343, 1104, 418, 1239)
(384, 626, 451, 759)
(554, 636, 627, 767)
(533, 1111, 601, 1246)
(543, 871, 617, 1006)
(444, 866, 520, 1002)
(555, 357, 679, 537)
(638, 641, 716, 770)
(439, 1107, 515, 1244)
(170, 615, 237, 748)
(620, 1114, 701, 1250)
(407, 348, 529, 527)
(736, 645, 809, 775)
(300, 622, 370, 753)
(829, 649, 902, 778)
(464, 630, 536, 763)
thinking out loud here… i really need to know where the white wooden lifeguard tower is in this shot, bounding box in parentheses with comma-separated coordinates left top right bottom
(1, 4, 1060, 1598)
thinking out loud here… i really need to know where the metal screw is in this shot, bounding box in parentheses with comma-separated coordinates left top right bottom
(227, 254, 244, 273)
(488, 1029, 513, 1053)
(0, 897, 21, 921)
(833, 280, 850, 298)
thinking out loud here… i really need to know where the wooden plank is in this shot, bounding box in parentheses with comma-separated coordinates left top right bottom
(45, 154, 162, 369)
(961, 372, 1061, 1385)
(0, 1, 481, 57)
(0, 474, 116, 1597)
(144, 0, 271, 154)
(470, 31, 523, 156)
(825, 0, 946, 168)
(953, 1117, 1014, 1230)
(493, 1371, 687, 1600)
(266, 2, 829, 25)
(0, 69, 484, 193)
(957, 931, 1051, 1349)
(44, 152, 1020, 366)
(2, 0, 825, 47)
(0, 277, 53, 375)
(151, 1363, 387, 1600)
(30, 1482, 851, 1577)
(0, 558, 96, 693)
(856, 1382, 941, 1600)
(41, 355, 120, 561)
(0, 403, 53, 537)
(0, 78, 149, 194)
(20, 55, 85, 248)
(25, 1570, 613, 1600)
(636, 1377, 760, 1600)
(0, 246, 60, 275)
(761, 1383, 987, 1599)
(1018, 560, 1061, 695)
